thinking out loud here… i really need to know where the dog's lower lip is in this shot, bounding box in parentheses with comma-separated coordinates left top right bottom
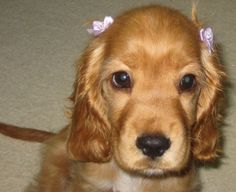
(142, 168, 165, 176)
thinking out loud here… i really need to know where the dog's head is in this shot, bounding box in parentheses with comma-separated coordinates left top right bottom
(67, 5, 224, 176)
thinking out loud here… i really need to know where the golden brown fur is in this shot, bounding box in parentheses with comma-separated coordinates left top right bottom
(0, 5, 225, 192)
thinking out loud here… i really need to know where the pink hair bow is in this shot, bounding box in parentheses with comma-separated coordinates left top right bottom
(200, 27, 214, 53)
(87, 16, 114, 36)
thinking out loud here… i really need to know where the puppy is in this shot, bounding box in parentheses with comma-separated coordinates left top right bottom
(0, 4, 225, 192)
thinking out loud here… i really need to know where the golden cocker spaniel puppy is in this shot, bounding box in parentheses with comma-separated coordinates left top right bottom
(0, 4, 225, 192)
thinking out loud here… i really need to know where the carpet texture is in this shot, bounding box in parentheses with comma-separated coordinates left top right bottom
(0, 0, 235, 191)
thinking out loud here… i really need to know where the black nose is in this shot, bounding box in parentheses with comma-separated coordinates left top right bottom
(136, 135, 171, 159)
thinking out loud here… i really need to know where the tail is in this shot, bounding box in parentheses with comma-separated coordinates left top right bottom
(0, 122, 55, 142)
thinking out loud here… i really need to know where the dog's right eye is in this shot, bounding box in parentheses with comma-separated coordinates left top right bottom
(112, 71, 132, 89)
(179, 74, 196, 92)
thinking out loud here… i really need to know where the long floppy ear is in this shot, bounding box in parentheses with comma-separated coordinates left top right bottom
(191, 5, 225, 162)
(192, 47, 225, 161)
(67, 39, 112, 162)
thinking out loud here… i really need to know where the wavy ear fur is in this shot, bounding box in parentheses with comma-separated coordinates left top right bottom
(67, 39, 111, 162)
(192, 47, 224, 161)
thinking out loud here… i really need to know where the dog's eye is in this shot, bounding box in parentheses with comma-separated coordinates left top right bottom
(179, 74, 196, 92)
(112, 71, 131, 89)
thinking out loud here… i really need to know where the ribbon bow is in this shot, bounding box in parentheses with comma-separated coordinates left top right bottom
(200, 27, 214, 53)
(87, 16, 114, 36)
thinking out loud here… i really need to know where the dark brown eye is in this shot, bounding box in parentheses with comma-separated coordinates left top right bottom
(112, 71, 131, 89)
(179, 74, 196, 91)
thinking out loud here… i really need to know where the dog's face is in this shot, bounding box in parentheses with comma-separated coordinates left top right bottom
(67, 6, 224, 176)
(102, 8, 201, 175)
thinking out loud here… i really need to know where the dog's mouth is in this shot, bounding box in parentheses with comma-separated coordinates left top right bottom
(117, 155, 191, 177)
(114, 147, 173, 177)
(114, 155, 180, 177)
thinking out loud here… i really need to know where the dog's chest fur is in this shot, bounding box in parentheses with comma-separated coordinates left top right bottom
(78, 161, 146, 192)
(111, 169, 144, 192)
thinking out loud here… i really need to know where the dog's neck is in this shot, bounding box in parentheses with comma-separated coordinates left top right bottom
(110, 162, 145, 192)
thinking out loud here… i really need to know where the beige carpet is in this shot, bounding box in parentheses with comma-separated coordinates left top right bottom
(0, 0, 235, 191)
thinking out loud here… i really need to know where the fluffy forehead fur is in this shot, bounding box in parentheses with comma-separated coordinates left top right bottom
(106, 6, 200, 57)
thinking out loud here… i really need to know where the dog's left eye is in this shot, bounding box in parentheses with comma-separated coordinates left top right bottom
(112, 71, 132, 89)
(179, 74, 196, 92)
